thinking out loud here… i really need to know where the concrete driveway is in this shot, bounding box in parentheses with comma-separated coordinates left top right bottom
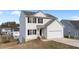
(42, 38, 79, 48)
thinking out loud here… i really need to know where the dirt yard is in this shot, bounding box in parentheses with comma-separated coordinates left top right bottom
(0, 39, 79, 49)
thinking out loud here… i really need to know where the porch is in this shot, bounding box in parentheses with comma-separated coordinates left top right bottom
(36, 25, 47, 39)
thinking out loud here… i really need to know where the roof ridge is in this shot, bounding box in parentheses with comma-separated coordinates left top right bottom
(61, 19, 79, 21)
(22, 10, 57, 19)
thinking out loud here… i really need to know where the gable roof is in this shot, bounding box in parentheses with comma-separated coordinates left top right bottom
(22, 11, 57, 19)
(61, 20, 79, 30)
(70, 21, 79, 29)
(22, 11, 36, 15)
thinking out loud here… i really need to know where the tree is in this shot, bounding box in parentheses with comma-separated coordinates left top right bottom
(0, 22, 17, 28)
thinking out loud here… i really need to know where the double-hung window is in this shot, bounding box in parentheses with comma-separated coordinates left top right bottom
(33, 30, 36, 34)
(33, 18, 36, 23)
(28, 17, 36, 23)
(38, 18, 43, 23)
(28, 30, 32, 35)
(28, 17, 32, 23)
(28, 29, 36, 35)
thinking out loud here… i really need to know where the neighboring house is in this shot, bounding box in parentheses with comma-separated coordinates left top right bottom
(19, 11, 64, 43)
(0, 28, 12, 35)
(0, 24, 20, 39)
(61, 20, 79, 38)
(12, 27, 19, 39)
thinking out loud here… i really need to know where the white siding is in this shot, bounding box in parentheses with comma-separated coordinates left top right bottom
(34, 12, 46, 17)
(25, 17, 51, 40)
(42, 27, 47, 38)
(47, 20, 63, 39)
(43, 19, 51, 25)
(1, 28, 12, 35)
(13, 31, 19, 39)
(19, 12, 26, 42)
(19, 11, 63, 42)
(25, 17, 38, 41)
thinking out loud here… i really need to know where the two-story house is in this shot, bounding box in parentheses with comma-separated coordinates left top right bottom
(61, 20, 79, 38)
(19, 11, 64, 43)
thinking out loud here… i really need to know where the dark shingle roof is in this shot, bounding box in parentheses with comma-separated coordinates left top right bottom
(22, 11, 36, 15)
(22, 11, 57, 19)
(70, 21, 79, 29)
(45, 13, 57, 19)
(61, 20, 79, 29)
(14, 28, 19, 31)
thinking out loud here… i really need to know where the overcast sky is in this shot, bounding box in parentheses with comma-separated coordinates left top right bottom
(0, 10, 79, 24)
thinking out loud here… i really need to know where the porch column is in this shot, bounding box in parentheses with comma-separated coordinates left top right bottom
(37, 28, 40, 37)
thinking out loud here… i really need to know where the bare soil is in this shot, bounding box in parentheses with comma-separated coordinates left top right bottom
(0, 39, 78, 49)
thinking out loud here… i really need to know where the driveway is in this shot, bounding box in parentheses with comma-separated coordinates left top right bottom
(42, 38, 79, 48)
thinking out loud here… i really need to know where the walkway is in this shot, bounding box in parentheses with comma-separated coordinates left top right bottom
(42, 38, 79, 48)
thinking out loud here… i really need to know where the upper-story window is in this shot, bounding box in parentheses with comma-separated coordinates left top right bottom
(38, 18, 43, 23)
(33, 18, 36, 23)
(28, 17, 31, 23)
(28, 17, 36, 23)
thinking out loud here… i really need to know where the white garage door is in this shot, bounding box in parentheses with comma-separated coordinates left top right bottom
(47, 30, 63, 39)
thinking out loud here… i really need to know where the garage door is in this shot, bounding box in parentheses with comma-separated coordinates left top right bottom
(47, 30, 63, 39)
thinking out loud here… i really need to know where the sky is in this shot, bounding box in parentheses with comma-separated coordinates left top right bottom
(0, 10, 79, 24)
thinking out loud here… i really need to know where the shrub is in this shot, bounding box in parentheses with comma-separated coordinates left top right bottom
(64, 36, 68, 38)
(70, 36, 74, 39)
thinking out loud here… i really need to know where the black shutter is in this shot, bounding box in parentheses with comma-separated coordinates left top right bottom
(28, 17, 30, 23)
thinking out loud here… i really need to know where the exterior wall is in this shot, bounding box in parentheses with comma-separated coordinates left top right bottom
(12, 31, 19, 39)
(25, 17, 38, 41)
(61, 21, 76, 36)
(42, 27, 47, 38)
(25, 17, 51, 41)
(64, 26, 75, 37)
(19, 12, 52, 42)
(47, 20, 63, 39)
(34, 12, 46, 17)
(1, 28, 12, 35)
(64, 25, 79, 38)
(19, 11, 63, 42)
(43, 19, 51, 25)
(19, 12, 26, 43)
(61, 21, 77, 37)
(73, 30, 79, 38)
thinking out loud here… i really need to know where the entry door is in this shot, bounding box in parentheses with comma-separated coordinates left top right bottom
(40, 29, 42, 36)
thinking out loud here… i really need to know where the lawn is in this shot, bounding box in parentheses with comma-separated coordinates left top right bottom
(8, 40, 78, 49)
(21, 39, 79, 49)
(0, 39, 78, 49)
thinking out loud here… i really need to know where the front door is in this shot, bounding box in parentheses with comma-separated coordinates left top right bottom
(40, 29, 42, 36)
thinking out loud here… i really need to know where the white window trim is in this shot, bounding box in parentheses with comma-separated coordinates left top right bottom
(28, 29, 36, 35)
(28, 17, 36, 23)
(38, 18, 43, 23)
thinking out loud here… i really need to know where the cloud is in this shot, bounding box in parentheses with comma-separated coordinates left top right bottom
(11, 11, 21, 15)
(69, 16, 79, 20)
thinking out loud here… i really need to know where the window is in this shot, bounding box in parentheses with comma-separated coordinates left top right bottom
(33, 18, 36, 23)
(28, 30, 32, 35)
(33, 30, 36, 34)
(28, 17, 31, 23)
(28, 17, 36, 23)
(28, 29, 36, 35)
(38, 18, 43, 23)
